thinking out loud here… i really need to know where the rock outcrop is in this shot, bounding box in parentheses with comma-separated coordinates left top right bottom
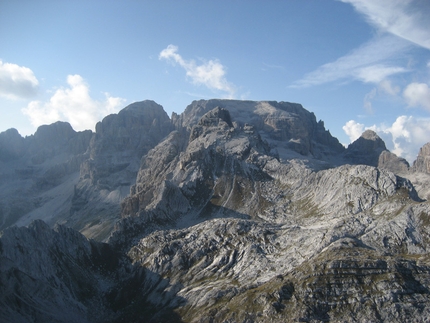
(412, 142, 430, 174)
(378, 150, 410, 173)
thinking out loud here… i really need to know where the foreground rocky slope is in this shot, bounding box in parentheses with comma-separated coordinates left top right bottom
(1, 99, 430, 322)
(0, 220, 185, 323)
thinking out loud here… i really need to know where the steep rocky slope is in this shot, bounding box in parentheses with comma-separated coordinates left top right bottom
(0, 220, 185, 323)
(1, 99, 430, 322)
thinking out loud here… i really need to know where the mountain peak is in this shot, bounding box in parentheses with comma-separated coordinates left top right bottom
(344, 129, 386, 166)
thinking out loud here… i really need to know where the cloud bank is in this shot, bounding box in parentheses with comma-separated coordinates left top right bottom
(0, 60, 39, 99)
(159, 45, 235, 98)
(343, 116, 430, 163)
(22, 75, 125, 132)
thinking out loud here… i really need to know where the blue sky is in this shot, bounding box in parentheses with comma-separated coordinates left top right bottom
(1, 0, 429, 163)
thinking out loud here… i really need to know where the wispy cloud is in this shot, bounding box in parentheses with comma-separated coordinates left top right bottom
(262, 62, 285, 71)
(343, 116, 430, 163)
(22, 75, 125, 131)
(293, 0, 430, 88)
(363, 88, 377, 114)
(341, 0, 430, 50)
(159, 44, 235, 98)
(379, 79, 400, 96)
(403, 82, 430, 111)
(0, 60, 39, 99)
(291, 35, 410, 88)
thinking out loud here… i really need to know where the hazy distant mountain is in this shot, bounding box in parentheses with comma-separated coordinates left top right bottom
(1, 99, 430, 322)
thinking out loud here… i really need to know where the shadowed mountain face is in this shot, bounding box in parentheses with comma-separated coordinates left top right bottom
(1, 99, 430, 322)
(344, 129, 410, 173)
(68, 100, 174, 241)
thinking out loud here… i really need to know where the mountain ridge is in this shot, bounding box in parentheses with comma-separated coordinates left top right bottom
(1, 99, 430, 322)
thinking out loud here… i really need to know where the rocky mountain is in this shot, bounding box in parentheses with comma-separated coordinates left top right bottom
(67, 100, 173, 241)
(1, 99, 430, 322)
(0, 121, 92, 232)
(344, 129, 410, 173)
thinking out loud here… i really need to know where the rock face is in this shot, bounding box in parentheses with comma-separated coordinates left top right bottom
(344, 129, 387, 166)
(0, 122, 92, 232)
(0, 220, 184, 323)
(0, 128, 26, 161)
(378, 150, 410, 173)
(344, 129, 410, 173)
(174, 100, 345, 162)
(412, 142, 430, 173)
(2, 99, 430, 322)
(66, 100, 173, 241)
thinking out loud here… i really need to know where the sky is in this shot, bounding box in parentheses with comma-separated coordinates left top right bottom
(1, 0, 429, 163)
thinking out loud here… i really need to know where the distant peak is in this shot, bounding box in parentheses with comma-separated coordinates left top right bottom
(361, 129, 379, 140)
(121, 100, 164, 113)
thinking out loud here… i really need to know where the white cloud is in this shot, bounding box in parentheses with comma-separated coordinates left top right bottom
(0, 60, 39, 99)
(355, 65, 406, 84)
(343, 116, 430, 163)
(22, 75, 125, 131)
(342, 120, 365, 142)
(292, 35, 410, 88)
(403, 82, 430, 111)
(159, 44, 235, 98)
(341, 0, 430, 50)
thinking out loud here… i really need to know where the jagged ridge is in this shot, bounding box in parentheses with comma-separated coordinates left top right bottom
(1, 99, 430, 322)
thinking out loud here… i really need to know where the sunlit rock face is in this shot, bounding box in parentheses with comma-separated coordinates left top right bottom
(173, 99, 345, 160)
(412, 142, 430, 174)
(2, 99, 430, 322)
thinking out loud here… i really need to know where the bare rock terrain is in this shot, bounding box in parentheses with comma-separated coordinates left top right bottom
(1, 99, 430, 322)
